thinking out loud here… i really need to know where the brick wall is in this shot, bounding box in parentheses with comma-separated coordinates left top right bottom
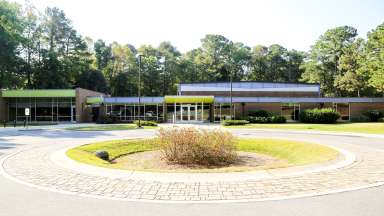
(299, 102, 333, 110)
(234, 102, 281, 118)
(75, 88, 105, 122)
(350, 102, 384, 118)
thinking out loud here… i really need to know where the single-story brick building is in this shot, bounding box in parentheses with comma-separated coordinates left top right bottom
(1, 82, 383, 123)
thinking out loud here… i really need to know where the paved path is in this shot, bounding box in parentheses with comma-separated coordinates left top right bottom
(2, 128, 384, 203)
(2, 127, 384, 216)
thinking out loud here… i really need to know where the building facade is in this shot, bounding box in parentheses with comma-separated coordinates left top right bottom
(1, 82, 383, 123)
(0, 88, 104, 123)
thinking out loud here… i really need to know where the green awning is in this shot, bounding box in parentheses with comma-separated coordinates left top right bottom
(86, 96, 104, 104)
(1, 89, 76, 98)
(164, 96, 214, 104)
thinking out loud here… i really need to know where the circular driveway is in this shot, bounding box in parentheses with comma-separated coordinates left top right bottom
(1, 127, 384, 215)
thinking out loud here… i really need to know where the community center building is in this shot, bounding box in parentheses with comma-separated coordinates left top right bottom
(0, 82, 383, 123)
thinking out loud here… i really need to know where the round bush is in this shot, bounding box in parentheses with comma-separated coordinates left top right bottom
(299, 108, 340, 124)
(158, 127, 238, 166)
(95, 150, 109, 161)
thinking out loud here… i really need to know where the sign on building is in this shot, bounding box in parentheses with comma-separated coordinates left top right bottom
(25, 108, 30, 116)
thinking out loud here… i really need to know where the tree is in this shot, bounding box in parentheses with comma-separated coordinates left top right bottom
(76, 69, 108, 93)
(335, 38, 368, 96)
(248, 45, 268, 80)
(94, 39, 112, 71)
(301, 26, 358, 96)
(247, 44, 304, 82)
(0, 0, 25, 89)
(158, 41, 181, 95)
(365, 23, 384, 94)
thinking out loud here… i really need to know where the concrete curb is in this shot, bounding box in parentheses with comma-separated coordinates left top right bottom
(52, 144, 356, 183)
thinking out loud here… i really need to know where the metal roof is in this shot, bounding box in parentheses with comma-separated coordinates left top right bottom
(215, 97, 384, 103)
(104, 97, 164, 104)
(178, 82, 320, 93)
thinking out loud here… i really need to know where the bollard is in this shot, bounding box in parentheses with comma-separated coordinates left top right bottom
(14, 120, 16, 128)
(23, 119, 26, 128)
(3, 120, 6, 128)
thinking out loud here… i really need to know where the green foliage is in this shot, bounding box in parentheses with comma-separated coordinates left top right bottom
(1, 0, 384, 97)
(76, 69, 108, 93)
(222, 120, 249, 126)
(301, 26, 358, 96)
(0, 0, 25, 89)
(365, 23, 384, 93)
(247, 115, 286, 124)
(271, 115, 287, 123)
(248, 110, 270, 117)
(134, 120, 158, 126)
(350, 115, 371, 122)
(363, 110, 383, 122)
(299, 108, 341, 124)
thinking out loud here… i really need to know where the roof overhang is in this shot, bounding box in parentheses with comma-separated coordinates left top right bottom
(104, 97, 164, 104)
(164, 96, 214, 104)
(1, 89, 76, 98)
(86, 96, 104, 104)
(214, 97, 384, 103)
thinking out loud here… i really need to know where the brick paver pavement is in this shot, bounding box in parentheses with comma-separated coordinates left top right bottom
(2, 131, 384, 202)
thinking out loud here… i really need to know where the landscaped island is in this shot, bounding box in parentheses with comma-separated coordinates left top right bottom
(66, 127, 338, 173)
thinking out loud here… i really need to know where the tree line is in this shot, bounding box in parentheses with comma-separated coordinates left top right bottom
(1, 0, 383, 97)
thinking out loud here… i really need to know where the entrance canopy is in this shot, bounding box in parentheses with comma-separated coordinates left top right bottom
(164, 96, 214, 104)
(1, 89, 75, 98)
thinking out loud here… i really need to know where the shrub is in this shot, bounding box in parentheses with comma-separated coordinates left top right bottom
(271, 115, 287, 123)
(350, 115, 371, 122)
(97, 115, 115, 124)
(247, 115, 286, 123)
(95, 150, 109, 161)
(134, 120, 158, 126)
(247, 116, 271, 123)
(157, 127, 238, 166)
(299, 108, 340, 124)
(248, 110, 270, 117)
(363, 110, 383, 122)
(222, 120, 249, 126)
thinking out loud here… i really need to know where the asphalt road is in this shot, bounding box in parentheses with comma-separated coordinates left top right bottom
(0, 128, 383, 216)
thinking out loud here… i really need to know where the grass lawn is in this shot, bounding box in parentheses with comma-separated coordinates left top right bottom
(66, 138, 338, 171)
(66, 139, 155, 168)
(67, 124, 157, 131)
(237, 138, 338, 165)
(225, 122, 384, 134)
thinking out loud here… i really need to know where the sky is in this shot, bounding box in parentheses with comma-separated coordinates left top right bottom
(13, 0, 384, 53)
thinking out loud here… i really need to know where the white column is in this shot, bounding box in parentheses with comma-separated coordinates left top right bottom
(195, 103, 198, 121)
(201, 102, 204, 121)
(180, 104, 183, 121)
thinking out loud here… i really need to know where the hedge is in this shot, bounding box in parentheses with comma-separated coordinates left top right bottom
(299, 108, 340, 124)
(363, 110, 383, 122)
(222, 120, 249, 126)
(134, 120, 158, 126)
(247, 115, 286, 123)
